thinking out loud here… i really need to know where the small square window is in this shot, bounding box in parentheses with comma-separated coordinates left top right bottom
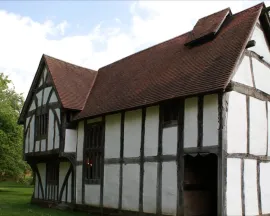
(162, 100, 179, 127)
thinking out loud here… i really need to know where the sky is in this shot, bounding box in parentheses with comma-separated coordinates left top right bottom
(0, 0, 269, 99)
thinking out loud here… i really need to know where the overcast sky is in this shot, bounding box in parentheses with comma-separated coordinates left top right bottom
(0, 0, 269, 99)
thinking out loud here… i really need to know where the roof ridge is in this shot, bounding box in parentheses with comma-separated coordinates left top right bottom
(43, 54, 97, 73)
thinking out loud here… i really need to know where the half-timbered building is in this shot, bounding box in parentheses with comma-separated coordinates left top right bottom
(18, 3, 270, 216)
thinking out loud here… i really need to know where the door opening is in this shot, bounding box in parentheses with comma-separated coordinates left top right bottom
(183, 153, 218, 216)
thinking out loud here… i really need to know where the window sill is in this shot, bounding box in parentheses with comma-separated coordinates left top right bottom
(162, 120, 178, 128)
(85, 179, 101, 185)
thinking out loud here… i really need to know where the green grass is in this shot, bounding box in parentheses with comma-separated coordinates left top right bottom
(0, 182, 87, 216)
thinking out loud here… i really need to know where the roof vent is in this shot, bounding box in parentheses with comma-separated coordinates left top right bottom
(185, 8, 232, 47)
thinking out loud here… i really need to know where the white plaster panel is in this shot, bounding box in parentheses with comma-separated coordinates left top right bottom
(49, 91, 58, 103)
(40, 139, 46, 152)
(35, 141, 40, 152)
(260, 162, 270, 214)
(55, 108, 61, 123)
(76, 165, 82, 204)
(250, 97, 267, 155)
(250, 26, 270, 63)
(29, 116, 35, 152)
(253, 58, 270, 95)
(144, 106, 159, 156)
(124, 110, 142, 158)
(85, 185, 100, 206)
(62, 187, 66, 202)
(37, 163, 46, 199)
(226, 158, 242, 216)
(65, 129, 77, 152)
(268, 102, 270, 156)
(67, 175, 72, 203)
(48, 109, 54, 150)
(87, 117, 102, 124)
(25, 117, 30, 131)
(54, 121, 60, 149)
(184, 97, 198, 148)
(43, 87, 52, 105)
(203, 94, 219, 146)
(105, 114, 121, 159)
(25, 130, 29, 153)
(143, 162, 157, 213)
(162, 126, 177, 155)
(227, 92, 247, 153)
(43, 67, 48, 80)
(162, 162, 177, 215)
(29, 100, 36, 111)
(36, 90, 43, 107)
(122, 164, 140, 211)
(103, 164, 120, 208)
(232, 55, 253, 86)
(38, 76, 43, 87)
(34, 173, 39, 198)
(59, 162, 70, 197)
(244, 159, 258, 216)
(77, 121, 84, 161)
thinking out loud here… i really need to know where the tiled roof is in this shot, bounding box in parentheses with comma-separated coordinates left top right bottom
(75, 3, 264, 120)
(44, 55, 97, 110)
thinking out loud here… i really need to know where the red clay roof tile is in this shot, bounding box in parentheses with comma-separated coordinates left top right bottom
(75, 3, 264, 120)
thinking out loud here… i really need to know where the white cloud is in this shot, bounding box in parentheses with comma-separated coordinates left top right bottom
(0, 1, 269, 99)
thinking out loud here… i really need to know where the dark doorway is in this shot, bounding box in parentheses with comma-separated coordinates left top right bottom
(183, 153, 218, 216)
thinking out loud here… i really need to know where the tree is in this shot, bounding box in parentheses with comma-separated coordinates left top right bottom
(0, 72, 29, 181)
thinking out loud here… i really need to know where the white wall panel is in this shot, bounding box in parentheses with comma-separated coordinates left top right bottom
(49, 91, 58, 103)
(48, 109, 54, 150)
(85, 185, 100, 206)
(226, 158, 242, 216)
(35, 141, 40, 152)
(203, 94, 219, 146)
(227, 92, 247, 153)
(162, 162, 177, 215)
(184, 97, 198, 148)
(232, 55, 253, 86)
(65, 129, 77, 152)
(29, 117, 35, 152)
(43, 87, 52, 105)
(36, 90, 43, 107)
(54, 120, 60, 149)
(250, 26, 270, 63)
(43, 67, 48, 80)
(59, 162, 70, 197)
(244, 159, 258, 216)
(105, 114, 121, 159)
(268, 102, 270, 156)
(103, 164, 120, 208)
(34, 173, 39, 198)
(25, 130, 29, 153)
(77, 121, 84, 161)
(37, 163, 46, 199)
(76, 165, 82, 204)
(124, 110, 142, 158)
(250, 97, 267, 155)
(29, 100, 36, 111)
(260, 162, 270, 214)
(143, 162, 157, 213)
(67, 175, 72, 203)
(40, 139, 46, 152)
(122, 164, 140, 211)
(144, 106, 159, 156)
(253, 58, 270, 95)
(162, 126, 177, 155)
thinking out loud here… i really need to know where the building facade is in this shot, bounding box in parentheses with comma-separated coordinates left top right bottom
(18, 3, 270, 216)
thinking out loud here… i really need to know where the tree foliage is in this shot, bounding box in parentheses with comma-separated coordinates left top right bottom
(0, 72, 30, 180)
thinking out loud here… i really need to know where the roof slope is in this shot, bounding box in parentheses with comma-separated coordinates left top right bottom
(75, 3, 263, 120)
(18, 55, 97, 123)
(44, 55, 97, 110)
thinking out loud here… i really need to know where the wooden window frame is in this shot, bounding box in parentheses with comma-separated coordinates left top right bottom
(162, 99, 179, 128)
(84, 122, 104, 185)
(35, 112, 48, 140)
(47, 162, 59, 186)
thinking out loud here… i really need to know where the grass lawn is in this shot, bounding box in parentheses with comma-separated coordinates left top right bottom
(0, 181, 87, 216)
